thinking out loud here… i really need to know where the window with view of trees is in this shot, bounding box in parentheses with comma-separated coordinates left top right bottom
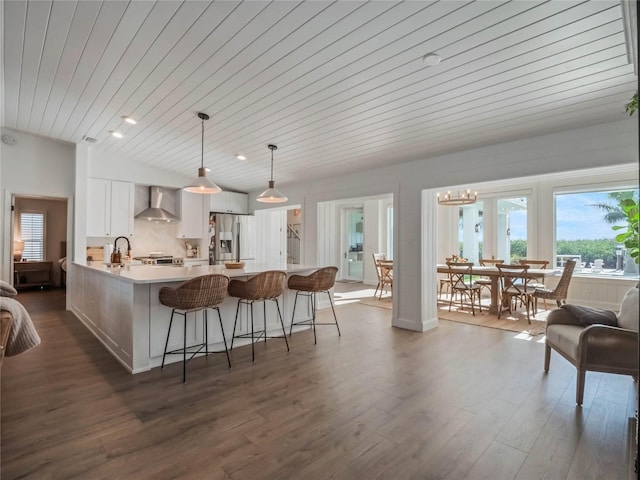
(20, 212, 45, 261)
(555, 188, 639, 272)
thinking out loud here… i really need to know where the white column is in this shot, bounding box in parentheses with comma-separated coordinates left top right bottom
(419, 188, 439, 332)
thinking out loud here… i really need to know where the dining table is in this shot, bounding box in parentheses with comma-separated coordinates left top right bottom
(437, 264, 554, 315)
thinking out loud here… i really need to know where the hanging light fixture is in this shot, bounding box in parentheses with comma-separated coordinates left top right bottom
(437, 189, 477, 206)
(184, 112, 221, 195)
(257, 144, 287, 203)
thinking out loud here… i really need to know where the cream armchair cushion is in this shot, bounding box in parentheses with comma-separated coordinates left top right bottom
(544, 287, 639, 405)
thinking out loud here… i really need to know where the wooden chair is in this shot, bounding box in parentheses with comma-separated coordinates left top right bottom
(372, 253, 386, 298)
(229, 270, 289, 362)
(519, 259, 550, 308)
(288, 266, 341, 344)
(445, 262, 482, 315)
(159, 274, 231, 382)
(475, 259, 504, 298)
(496, 264, 536, 323)
(439, 257, 454, 298)
(533, 259, 576, 312)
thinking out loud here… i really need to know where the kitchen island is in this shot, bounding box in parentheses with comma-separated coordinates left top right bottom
(69, 262, 320, 373)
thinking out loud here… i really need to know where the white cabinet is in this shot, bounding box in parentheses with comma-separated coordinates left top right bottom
(177, 190, 207, 239)
(210, 191, 248, 214)
(87, 178, 134, 237)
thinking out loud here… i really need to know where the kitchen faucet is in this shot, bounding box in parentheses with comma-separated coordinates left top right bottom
(114, 236, 132, 259)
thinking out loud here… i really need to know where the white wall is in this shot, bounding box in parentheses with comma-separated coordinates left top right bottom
(1, 128, 75, 282)
(249, 119, 639, 332)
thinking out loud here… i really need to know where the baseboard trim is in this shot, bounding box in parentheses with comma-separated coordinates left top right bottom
(393, 316, 439, 332)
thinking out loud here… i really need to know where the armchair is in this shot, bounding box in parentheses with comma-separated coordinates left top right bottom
(544, 287, 639, 405)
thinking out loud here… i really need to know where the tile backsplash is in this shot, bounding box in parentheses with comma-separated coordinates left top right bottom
(88, 220, 202, 259)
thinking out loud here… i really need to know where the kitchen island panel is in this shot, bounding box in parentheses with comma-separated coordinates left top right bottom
(70, 266, 134, 371)
(71, 263, 318, 374)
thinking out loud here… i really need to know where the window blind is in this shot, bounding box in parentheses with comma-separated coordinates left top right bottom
(20, 212, 44, 261)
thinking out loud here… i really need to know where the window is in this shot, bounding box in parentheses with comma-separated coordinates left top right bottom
(555, 188, 638, 272)
(20, 212, 45, 261)
(498, 197, 527, 262)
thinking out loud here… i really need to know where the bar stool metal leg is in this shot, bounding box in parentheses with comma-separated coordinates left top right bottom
(274, 298, 290, 351)
(161, 309, 175, 369)
(215, 307, 231, 369)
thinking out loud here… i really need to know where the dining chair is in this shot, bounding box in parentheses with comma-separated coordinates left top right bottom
(533, 259, 576, 313)
(377, 262, 393, 299)
(372, 253, 386, 298)
(439, 257, 454, 298)
(475, 259, 504, 298)
(496, 264, 536, 323)
(519, 259, 550, 309)
(445, 262, 482, 315)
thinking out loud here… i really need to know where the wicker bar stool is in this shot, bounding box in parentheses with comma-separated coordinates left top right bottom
(159, 274, 231, 383)
(288, 266, 340, 344)
(229, 270, 289, 362)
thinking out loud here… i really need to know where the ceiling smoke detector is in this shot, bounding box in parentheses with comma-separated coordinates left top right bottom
(422, 53, 441, 66)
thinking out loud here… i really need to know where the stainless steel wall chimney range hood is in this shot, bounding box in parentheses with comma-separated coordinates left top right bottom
(135, 186, 179, 222)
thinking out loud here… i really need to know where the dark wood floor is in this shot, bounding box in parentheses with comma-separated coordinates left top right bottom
(1, 287, 636, 479)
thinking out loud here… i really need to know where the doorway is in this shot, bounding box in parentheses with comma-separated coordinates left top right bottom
(341, 207, 364, 281)
(11, 195, 68, 291)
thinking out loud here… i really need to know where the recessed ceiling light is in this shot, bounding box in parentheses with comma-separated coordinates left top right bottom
(422, 53, 441, 66)
(123, 116, 137, 125)
(111, 131, 124, 138)
(235, 154, 247, 161)
(205, 167, 211, 172)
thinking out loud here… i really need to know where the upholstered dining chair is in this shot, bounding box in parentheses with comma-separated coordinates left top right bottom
(496, 264, 536, 323)
(445, 262, 482, 315)
(533, 259, 576, 313)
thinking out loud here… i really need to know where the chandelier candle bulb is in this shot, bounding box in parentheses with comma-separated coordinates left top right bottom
(437, 189, 478, 206)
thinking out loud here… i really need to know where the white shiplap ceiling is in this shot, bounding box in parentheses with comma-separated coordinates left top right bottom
(2, 0, 637, 192)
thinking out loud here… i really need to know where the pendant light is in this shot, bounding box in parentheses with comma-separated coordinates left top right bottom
(184, 112, 221, 194)
(257, 144, 287, 203)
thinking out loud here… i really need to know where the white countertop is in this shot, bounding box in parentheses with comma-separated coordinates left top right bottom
(75, 261, 319, 284)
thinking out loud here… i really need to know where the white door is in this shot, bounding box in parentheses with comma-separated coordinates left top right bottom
(342, 207, 364, 281)
(254, 209, 286, 264)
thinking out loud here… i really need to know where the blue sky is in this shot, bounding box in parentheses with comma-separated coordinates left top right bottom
(555, 192, 629, 240)
(507, 191, 636, 240)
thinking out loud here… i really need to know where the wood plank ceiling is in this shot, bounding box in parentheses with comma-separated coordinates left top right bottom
(2, 1, 637, 192)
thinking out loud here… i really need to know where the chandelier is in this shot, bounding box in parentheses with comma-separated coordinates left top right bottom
(437, 189, 477, 206)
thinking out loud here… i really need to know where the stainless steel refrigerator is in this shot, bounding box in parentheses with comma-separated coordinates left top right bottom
(208, 213, 256, 265)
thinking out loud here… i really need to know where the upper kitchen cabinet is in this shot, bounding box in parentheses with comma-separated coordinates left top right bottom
(178, 190, 207, 239)
(210, 191, 248, 214)
(87, 178, 134, 237)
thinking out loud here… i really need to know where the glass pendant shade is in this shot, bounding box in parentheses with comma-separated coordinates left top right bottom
(184, 112, 221, 195)
(257, 144, 287, 203)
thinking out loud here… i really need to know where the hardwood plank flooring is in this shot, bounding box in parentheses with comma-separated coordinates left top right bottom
(1, 286, 635, 479)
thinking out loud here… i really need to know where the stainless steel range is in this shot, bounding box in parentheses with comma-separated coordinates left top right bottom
(132, 255, 184, 266)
